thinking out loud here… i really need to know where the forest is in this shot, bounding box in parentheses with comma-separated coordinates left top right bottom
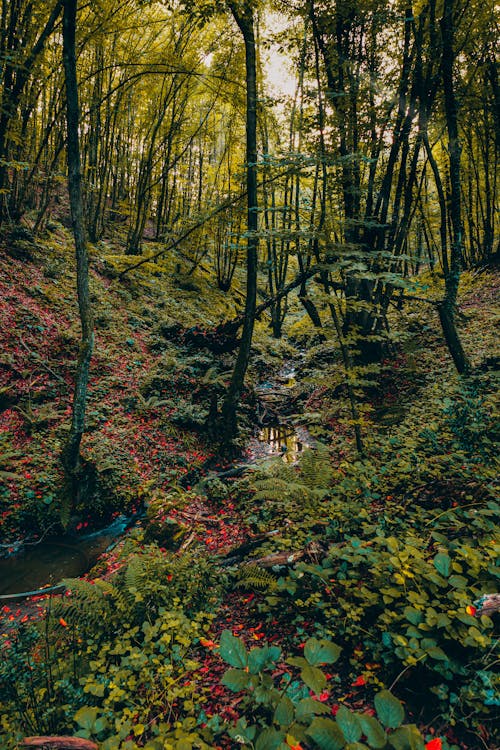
(0, 0, 498, 749)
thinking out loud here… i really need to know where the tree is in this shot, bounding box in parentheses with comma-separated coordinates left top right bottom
(61, 0, 94, 487)
(0, 0, 63, 223)
(219, 0, 259, 447)
(437, 0, 470, 374)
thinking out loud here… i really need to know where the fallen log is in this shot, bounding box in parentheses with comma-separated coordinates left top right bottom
(0, 583, 66, 601)
(215, 266, 341, 340)
(219, 528, 285, 566)
(248, 549, 306, 568)
(241, 539, 325, 569)
(475, 593, 500, 617)
(21, 738, 98, 749)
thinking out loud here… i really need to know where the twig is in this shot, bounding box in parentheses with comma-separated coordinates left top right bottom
(18, 335, 66, 383)
(388, 652, 427, 691)
(178, 529, 197, 552)
(0, 584, 66, 601)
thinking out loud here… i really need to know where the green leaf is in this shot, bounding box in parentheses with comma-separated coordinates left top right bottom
(358, 714, 386, 748)
(374, 690, 405, 729)
(274, 695, 295, 727)
(255, 727, 285, 750)
(219, 630, 247, 668)
(435, 613, 451, 628)
(304, 637, 342, 666)
(94, 717, 109, 733)
(254, 685, 278, 705)
(287, 656, 309, 669)
(404, 607, 423, 626)
(388, 725, 425, 750)
(74, 706, 99, 730)
(248, 644, 282, 674)
(301, 664, 327, 694)
(448, 575, 467, 589)
(221, 667, 251, 692)
(229, 718, 257, 743)
(427, 646, 448, 661)
(433, 553, 451, 578)
(306, 718, 345, 750)
(336, 706, 362, 743)
(295, 697, 330, 721)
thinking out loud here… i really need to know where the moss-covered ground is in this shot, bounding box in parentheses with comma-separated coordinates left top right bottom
(0, 230, 498, 750)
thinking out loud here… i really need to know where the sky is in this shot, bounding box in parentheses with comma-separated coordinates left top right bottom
(263, 12, 297, 100)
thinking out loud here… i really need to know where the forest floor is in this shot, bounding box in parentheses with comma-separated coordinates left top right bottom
(0, 229, 498, 750)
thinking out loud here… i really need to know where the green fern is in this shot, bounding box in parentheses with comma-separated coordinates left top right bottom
(236, 564, 277, 592)
(56, 577, 114, 629)
(59, 493, 72, 530)
(124, 554, 146, 593)
(298, 444, 333, 491)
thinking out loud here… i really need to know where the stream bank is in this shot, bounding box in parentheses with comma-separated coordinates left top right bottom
(0, 515, 133, 599)
(0, 360, 311, 600)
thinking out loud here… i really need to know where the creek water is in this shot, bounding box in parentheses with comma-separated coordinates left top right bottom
(0, 516, 129, 598)
(1, 362, 309, 598)
(251, 424, 310, 462)
(250, 360, 312, 462)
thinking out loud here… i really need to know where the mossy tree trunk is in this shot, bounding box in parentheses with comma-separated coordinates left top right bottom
(439, 0, 470, 375)
(61, 0, 94, 482)
(219, 0, 258, 449)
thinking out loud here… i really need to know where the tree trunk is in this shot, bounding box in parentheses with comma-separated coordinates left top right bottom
(61, 0, 95, 481)
(439, 0, 470, 374)
(219, 1, 258, 449)
(0, 0, 63, 223)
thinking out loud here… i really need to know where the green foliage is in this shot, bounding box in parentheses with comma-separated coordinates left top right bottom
(237, 444, 334, 532)
(58, 544, 225, 630)
(217, 633, 429, 750)
(0, 552, 220, 749)
(169, 398, 209, 429)
(441, 379, 497, 459)
(81, 437, 146, 518)
(236, 564, 278, 592)
(74, 609, 212, 749)
(252, 484, 498, 733)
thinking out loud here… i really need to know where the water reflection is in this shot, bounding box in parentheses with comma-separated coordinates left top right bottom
(0, 516, 130, 597)
(0, 543, 89, 596)
(258, 425, 304, 463)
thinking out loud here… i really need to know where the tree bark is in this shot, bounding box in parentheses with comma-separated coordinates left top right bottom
(0, 0, 64, 223)
(439, 0, 470, 374)
(21, 739, 98, 750)
(61, 0, 94, 480)
(219, 1, 259, 448)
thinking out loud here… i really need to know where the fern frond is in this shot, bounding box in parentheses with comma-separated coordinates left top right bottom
(236, 564, 277, 592)
(125, 554, 146, 591)
(299, 444, 333, 490)
(56, 577, 113, 628)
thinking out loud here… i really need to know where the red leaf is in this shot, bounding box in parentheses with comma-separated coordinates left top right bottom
(352, 675, 366, 686)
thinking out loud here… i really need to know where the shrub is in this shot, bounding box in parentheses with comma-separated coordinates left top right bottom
(216, 631, 438, 750)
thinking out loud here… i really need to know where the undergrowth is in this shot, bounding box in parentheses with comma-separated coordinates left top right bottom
(0, 238, 498, 749)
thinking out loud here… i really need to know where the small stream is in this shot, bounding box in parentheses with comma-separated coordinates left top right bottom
(249, 424, 311, 463)
(1, 361, 310, 599)
(0, 516, 130, 599)
(249, 359, 312, 462)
